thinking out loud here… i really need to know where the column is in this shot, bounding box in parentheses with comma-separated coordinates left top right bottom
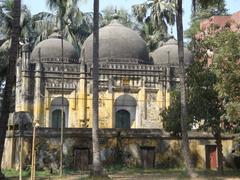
(33, 62, 42, 124)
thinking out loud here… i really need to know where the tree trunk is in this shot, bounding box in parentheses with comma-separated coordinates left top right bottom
(192, 0, 196, 16)
(0, 0, 21, 177)
(176, 0, 195, 177)
(91, 0, 102, 176)
(214, 131, 224, 175)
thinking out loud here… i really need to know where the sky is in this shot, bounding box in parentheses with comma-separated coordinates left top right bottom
(22, 0, 240, 38)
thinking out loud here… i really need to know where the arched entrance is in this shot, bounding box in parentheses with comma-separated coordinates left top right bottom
(116, 110, 130, 128)
(114, 94, 137, 128)
(51, 97, 69, 128)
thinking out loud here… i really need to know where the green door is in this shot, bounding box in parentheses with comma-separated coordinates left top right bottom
(52, 110, 65, 128)
(116, 110, 130, 128)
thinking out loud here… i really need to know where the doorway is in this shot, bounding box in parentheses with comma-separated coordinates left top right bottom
(141, 147, 155, 168)
(73, 148, 89, 171)
(206, 145, 217, 169)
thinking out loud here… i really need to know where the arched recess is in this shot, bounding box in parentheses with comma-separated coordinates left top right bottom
(114, 94, 137, 128)
(51, 97, 69, 128)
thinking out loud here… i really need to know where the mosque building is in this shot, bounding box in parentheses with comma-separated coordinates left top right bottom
(2, 16, 234, 171)
(15, 17, 192, 129)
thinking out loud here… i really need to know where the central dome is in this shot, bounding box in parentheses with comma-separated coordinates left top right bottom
(81, 20, 150, 64)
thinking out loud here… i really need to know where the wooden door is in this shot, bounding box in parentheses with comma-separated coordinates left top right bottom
(206, 145, 217, 169)
(74, 148, 89, 171)
(141, 147, 155, 168)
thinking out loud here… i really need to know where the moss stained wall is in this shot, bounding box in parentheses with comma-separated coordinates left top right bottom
(2, 129, 234, 170)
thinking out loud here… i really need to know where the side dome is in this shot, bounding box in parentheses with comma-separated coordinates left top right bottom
(81, 19, 150, 64)
(31, 33, 79, 63)
(151, 38, 193, 66)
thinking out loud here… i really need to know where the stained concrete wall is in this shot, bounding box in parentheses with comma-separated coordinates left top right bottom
(2, 129, 235, 170)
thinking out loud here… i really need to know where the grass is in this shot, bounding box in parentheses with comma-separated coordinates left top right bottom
(2, 167, 240, 179)
(2, 168, 57, 178)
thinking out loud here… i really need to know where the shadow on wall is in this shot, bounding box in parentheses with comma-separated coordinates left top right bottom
(155, 140, 184, 168)
(225, 137, 240, 169)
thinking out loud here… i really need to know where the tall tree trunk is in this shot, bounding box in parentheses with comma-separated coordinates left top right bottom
(214, 131, 224, 175)
(176, 0, 195, 177)
(0, 0, 21, 177)
(91, 0, 102, 176)
(192, 0, 196, 16)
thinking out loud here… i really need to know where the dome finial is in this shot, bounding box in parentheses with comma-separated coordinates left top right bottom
(112, 7, 119, 20)
(49, 26, 61, 39)
(52, 26, 59, 33)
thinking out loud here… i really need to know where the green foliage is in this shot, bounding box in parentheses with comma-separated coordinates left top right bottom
(47, 0, 92, 55)
(132, 0, 175, 28)
(101, 6, 134, 28)
(195, 30, 240, 131)
(161, 91, 193, 136)
(162, 60, 223, 134)
(0, 1, 56, 81)
(132, 0, 176, 51)
(164, 29, 240, 134)
(211, 30, 240, 125)
(187, 61, 223, 133)
(196, 0, 227, 15)
(139, 16, 169, 51)
(185, 0, 227, 39)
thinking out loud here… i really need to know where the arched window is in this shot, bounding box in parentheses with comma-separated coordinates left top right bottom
(114, 94, 137, 129)
(52, 110, 65, 128)
(116, 110, 130, 128)
(51, 97, 69, 128)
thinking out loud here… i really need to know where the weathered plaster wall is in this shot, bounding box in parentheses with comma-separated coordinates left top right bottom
(2, 129, 235, 170)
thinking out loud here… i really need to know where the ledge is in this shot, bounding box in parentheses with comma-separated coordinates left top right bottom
(6, 128, 237, 140)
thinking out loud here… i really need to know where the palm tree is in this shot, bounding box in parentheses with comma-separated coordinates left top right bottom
(0, 7, 58, 95)
(132, 0, 175, 28)
(101, 6, 133, 28)
(30, 11, 57, 46)
(91, 0, 102, 176)
(132, 0, 175, 51)
(140, 16, 167, 51)
(0, 0, 21, 177)
(176, 0, 195, 177)
(0, 2, 56, 96)
(47, 0, 91, 56)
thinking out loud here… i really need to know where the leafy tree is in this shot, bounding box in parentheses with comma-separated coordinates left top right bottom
(187, 61, 224, 173)
(162, 61, 225, 174)
(200, 30, 240, 130)
(162, 91, 193, 136)
(185, 0, 227, 46)
(0, 0, 21, 177)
